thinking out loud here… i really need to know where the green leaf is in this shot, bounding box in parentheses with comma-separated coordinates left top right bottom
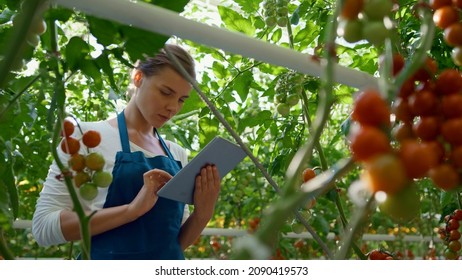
(87, 16, 120, 47)
(80, 59, 102, 90)
(65, 37, 90, 71)
(440, 191, 457, 208)
(233, 71, 253, 102)
(237, 110, 272, 132)
(46, 7, 73, 22)
(217, 6, 255, 36)
(231, 0, 262, 13)
(294, 26, 311, 43)
(271, 28, 283, 43)
(212, 61, 227, 79)
(95, 51, 118, 91)
(311, 214, 330, 236)
(152, 0, 190, 13)
(120, 25, 167, 62)
(6, 0, 19, 10)
(199, 117, 219, 145)
(291, 6, 300, 25)
(0, 8, 14, 24)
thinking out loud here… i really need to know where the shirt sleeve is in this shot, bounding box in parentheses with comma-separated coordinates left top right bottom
(32, 146, 73, 246)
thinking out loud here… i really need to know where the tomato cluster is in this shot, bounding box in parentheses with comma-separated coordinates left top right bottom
(262, 0, 289, 28)
(431, 0, 462, 65)
(438, 209, 462, 259)
(350, 57, 462, 189)
(337, 0, 394, 46)
(59, 118, 112, 201)
(274, 71, 304, 116)
(348, 54, 462, 221)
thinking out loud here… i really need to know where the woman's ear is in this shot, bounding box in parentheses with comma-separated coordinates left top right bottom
(133, 70, 143, 87)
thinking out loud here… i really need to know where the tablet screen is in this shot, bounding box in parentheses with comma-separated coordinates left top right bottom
(157, 136, 247, 204)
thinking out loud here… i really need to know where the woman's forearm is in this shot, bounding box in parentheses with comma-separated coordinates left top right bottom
(59, 204, 137, 241)
(178, 211, 211, 250)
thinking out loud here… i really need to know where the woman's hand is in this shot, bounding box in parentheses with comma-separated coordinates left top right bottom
(127, 168, 172, 220)
(192, 165, 221, 221)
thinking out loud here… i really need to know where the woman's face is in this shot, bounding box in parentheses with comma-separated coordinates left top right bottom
(133, 66, 192, 128)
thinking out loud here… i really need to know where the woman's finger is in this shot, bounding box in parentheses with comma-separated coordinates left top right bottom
(201, 166, 208, 190)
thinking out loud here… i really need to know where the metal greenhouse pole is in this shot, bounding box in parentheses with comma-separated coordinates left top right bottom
(52, 0, 378, 90)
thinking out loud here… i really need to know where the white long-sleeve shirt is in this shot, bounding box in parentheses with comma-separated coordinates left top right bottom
(32, 120, 189, 247)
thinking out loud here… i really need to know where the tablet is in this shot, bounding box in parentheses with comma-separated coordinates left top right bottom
(157, 136, 247, 205)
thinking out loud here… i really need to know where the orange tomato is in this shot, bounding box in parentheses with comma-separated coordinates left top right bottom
(362, 153, 407, 194)
(349, 125, 391, 162)
(61, 119, 75, 138)
(302, 168, 316, 183)
(429, 163, 460, 191)
(412, 116, 441, 141)
(433, 6, 460, 30)
(60, 137, 80, 155)
(82, 130, 101, 148)
(351, 88, 390, 127)
(442, 118, 462, 146)
(408, 89, 438, 117)
(399, 139, 437, 178)
(435, 68, 462, 96)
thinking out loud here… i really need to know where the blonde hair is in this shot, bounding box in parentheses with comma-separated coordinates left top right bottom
(126, 44, 196, 98)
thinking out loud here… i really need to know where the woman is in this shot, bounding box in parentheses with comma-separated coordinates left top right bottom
(32, 44, 221, 259)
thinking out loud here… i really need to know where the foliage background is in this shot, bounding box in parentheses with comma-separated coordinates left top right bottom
(0, 0, 459, 259)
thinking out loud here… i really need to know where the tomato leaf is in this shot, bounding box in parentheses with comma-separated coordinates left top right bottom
(81, 60, 103, 90)
(217, 6, 255, 36)
(65, 37, 90, 71)
(87, 16, 120, 47)
(95, 51, 118, 92)
(237, 110, 272, 133)
(291, 7, 300, 25)
(153, 0, 190, 13)
(231, 0, 262, 13)
(120, 25, 167, 62)
(199, 117, 219, 145)
(0, 8, 14, 24)
(233, 71, 253, 102)
(271, 28, 283, 43)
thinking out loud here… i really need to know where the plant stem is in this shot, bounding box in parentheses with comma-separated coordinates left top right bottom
(286, 15, 294, 49)
(0, 229, 15, 260)
(334, 195, 375, 259)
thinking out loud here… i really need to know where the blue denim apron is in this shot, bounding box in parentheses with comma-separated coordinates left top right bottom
(90, 112, 185, 260)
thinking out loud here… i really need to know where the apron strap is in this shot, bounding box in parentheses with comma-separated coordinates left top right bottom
(117, 111, 131, 153)
(117, 110, 178, 161)
(155, 129, 176, 161)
